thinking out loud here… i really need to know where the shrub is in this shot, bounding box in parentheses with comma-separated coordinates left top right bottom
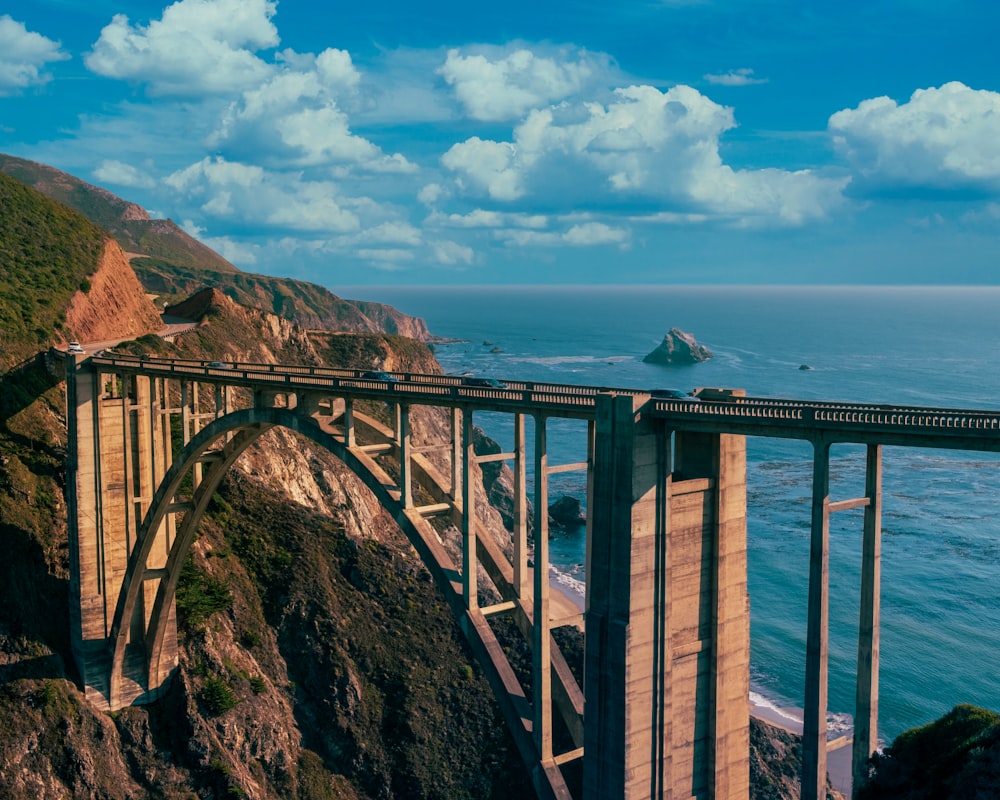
(200, 676, 238, 715)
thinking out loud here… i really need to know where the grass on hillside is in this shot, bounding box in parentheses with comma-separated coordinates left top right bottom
(0, 173, 105, 364)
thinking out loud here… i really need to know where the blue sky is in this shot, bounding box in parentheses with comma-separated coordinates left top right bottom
(2, 0, 1000, 288)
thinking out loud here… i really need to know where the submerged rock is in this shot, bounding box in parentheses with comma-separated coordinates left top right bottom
(643, 328, 713, 366)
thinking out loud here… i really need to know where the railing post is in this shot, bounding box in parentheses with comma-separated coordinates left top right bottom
(853, 443, 882, 794)
(803, 439, 831, 800)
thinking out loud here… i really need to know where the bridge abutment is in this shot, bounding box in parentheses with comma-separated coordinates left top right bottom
(584, 393, 749, 799)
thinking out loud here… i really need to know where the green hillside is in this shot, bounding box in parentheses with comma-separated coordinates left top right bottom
(0, 172, 105, 363)
(0, 154, 238, 275)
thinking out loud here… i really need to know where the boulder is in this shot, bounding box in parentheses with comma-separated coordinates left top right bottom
(549, 495, 585, 529)
(643, 328, 713, 365)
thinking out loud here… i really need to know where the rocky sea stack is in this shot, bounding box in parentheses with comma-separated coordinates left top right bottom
(643, 327, 713, 366)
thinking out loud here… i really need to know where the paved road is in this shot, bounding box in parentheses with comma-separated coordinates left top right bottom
(57, 317, 197, 355)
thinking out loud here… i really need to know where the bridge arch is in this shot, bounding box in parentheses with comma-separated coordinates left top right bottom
(110, 404, 469, 708)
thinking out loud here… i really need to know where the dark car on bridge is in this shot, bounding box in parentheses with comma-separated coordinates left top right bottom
(463, 377, 507, 389)
(650, 388, 699, 401)
(361, 370, 398, 382)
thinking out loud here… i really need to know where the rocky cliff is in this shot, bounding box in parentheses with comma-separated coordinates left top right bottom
(63, 239, 163, 344)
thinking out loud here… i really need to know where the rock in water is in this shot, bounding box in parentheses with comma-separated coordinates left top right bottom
(549, 495, 585, 529)
(643, 328, 713, 365)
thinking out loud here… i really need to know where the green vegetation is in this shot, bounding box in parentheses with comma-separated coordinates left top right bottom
(858, 704, 1000, 799)
(175, 556, 233, 627)
(200, 676, 239, 716)
(0, 172, 105, 364)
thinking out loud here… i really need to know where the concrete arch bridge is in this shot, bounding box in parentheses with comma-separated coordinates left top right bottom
(63, 354, 1000, 800)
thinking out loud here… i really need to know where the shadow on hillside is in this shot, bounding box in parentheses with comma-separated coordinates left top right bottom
(0, 522, 72, 682)
(0, 352, 61, 421)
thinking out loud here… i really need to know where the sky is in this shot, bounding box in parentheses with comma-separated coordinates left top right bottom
(1, 0, 1000, 289)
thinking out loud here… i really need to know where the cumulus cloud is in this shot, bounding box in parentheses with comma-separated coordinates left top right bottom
(443, 83, 847, 225)
(93, 159, 156, 189)
(704, 68, 767, 87)
(0, 15, 68, 95)
(165, 156, 361, 232)
(829, 82, 1000, 193)
(85, 0, 278, 96)
(209, 51, 415, 172)
(438, 46, 609, 121)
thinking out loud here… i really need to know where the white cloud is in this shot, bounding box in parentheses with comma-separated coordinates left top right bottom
(431, 240, 475, 265)
(498, 221, 630, 248)
(357, 248, 415, 263)
(85, 0, 278, 96)
(0, 15, 68, 95)
(441, 137, 523, 200)
(209, 53, 415, 172)
(829, 82, 1000, 192)
(418, 183, 445, 205)
(704, 68, 767, 87)
(427, 209, 548, 229)
(438, 46, 608, 121)
(93, 159, 156, 189)
(165, 156, 361, 232)
(443, 83, 847, 225)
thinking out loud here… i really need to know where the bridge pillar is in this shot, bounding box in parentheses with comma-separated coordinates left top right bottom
(584, 393, 749, 800)
(66, 363, 177, 708)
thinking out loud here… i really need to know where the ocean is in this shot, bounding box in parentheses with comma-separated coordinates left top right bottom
(342, 284, 1000, 741)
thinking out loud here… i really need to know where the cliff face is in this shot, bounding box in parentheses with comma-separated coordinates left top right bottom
(63, 239, 163, 344)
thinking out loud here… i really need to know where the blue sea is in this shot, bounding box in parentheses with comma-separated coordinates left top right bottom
(343, 285, 1000, 741)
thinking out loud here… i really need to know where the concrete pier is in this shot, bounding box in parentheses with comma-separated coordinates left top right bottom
(584, 394, 749, 799)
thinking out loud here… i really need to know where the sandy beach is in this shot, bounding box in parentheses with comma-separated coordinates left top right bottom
(751, 697, 854, 797)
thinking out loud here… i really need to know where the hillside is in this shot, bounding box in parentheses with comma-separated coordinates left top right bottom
(0, 154, 239, 275)
(0, 172, 161, 368)
(0, 154, 432, 341)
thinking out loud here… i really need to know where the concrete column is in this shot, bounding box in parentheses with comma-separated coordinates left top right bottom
(399, 404, 412, 509)
(584, 393, 749, 800)
(803, 440, 831, 800)
(344, 398, 356, 448)
(514, 413, 529, 598)
(462, 408, 477, 610)
(853, 444, 882, 794)
(584, 393, 665, 799)
(451, 407, 462, 501)
(533, 415, 552, 761)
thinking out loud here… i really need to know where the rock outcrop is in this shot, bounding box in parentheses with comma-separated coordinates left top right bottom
(643, 327, 713, 365)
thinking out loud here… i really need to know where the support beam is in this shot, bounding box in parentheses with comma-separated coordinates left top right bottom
(803, 440, 831, 800)
(853, 444, 883, 795)
(399, 404, 412, 509)
(462, 408, 477, 610)
(451, 407, 461, 501)
(514, 413, 528, 599)
(533, 415, 553, 762)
